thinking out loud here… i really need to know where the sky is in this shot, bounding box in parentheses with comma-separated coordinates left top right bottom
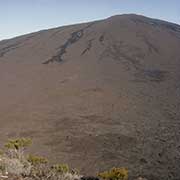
(0, 0, 180, 40)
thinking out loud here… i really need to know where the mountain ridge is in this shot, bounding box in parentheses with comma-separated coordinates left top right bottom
(1, 13, 180, 42)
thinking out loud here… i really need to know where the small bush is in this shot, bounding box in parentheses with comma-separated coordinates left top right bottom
(98, 167, 128, 180)
(27, 154, 48, 166)
(4, 138, 32, 150)
(3, 158, 31, 176)
(26, 154, 48, 179)
(0, 138, 32, 176)
(51, 163, 69, 174)
(4, 138, 32, 160)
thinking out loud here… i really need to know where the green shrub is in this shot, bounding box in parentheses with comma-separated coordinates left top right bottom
(27, 154, 49, 178)
(27, 154, 48, 166)
(98, 167, 128, 180)
(51, 163, 69, 174)
(4, 138, 32, 150)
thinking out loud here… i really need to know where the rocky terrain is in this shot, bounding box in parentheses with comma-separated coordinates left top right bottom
(0, 14, 180, 180)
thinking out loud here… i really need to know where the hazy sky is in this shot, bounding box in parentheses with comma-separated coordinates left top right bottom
(0, 0, 180, 40)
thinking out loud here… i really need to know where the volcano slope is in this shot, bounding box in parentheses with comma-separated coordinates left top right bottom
(0, 14, 180, 180)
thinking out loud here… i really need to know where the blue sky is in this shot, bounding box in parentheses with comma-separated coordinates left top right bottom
(0, 0, 180, 40)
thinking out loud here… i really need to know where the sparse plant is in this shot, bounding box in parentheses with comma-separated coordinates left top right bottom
(4, 138, 32, 159)
(27, 154, 48, 166)
(3, 158, 31, 176)
(4, 138, 32, 150)
(0, 139, 130, 180)
(98, 167, 128, 180)
(51, 163, 69, 174)
(27, 154, 49, 179)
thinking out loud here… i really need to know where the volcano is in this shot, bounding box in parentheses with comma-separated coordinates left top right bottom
(0, 14, 180, 180)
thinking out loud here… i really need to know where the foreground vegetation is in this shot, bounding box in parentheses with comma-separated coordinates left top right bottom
(0, 138, 145, 180)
